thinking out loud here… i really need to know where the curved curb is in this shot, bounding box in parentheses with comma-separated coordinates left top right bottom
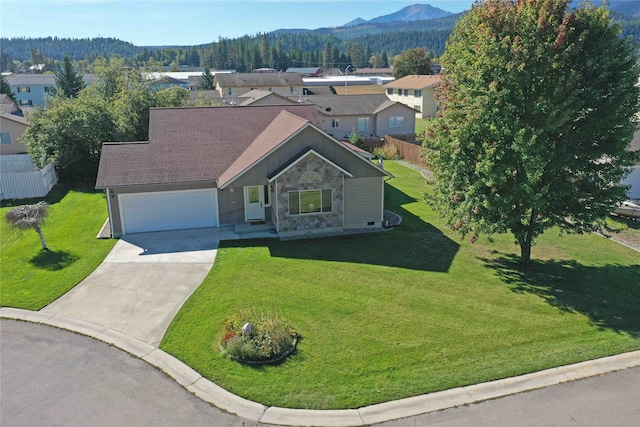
(2, 307, 639, 427)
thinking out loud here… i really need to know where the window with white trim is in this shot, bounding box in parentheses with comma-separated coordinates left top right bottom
(414, 89, 422, 97)
(387, 88, 392, 95)
(17, 87, 31, 93)
(389, 116, 404, 128)
(357, 117, 369, 131)
(228, 87, 236, 96)
(288, 189, 332, 215)
(414, 105, 421, 112)
(331, 118, 339, 128)
(403, 89, 408, 96)
(0, 132, 11, 145)
(18, 100, 33, 106)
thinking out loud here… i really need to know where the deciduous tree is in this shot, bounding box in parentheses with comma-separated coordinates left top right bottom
(425, 0, 640, 264)
(24, 57, 188, 183)
(392, 48, 434, 78)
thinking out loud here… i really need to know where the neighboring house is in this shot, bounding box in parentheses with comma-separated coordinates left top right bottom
(237, 89, 300, 106)
(96, 105, 391, 238)
(384, 75, 443, 118)
(299, 94, 417, 139)
(6, 73, 97, 107)
(352, 68, 393, 77)
(286, 67, 324, 77)
(214, 72, 304, 98)
(0, 96, 58, 200)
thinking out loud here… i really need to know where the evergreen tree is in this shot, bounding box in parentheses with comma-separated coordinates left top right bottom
(1, 75, 16, 103)
(426, 0, 640, 264)
(54, 56, 85, 98)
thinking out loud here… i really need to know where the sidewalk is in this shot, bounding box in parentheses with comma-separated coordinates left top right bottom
(2, 307, 638, 427)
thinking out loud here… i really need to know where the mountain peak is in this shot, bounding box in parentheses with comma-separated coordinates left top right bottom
(369, 3, 453, 24)
(342, 3, 453, 27)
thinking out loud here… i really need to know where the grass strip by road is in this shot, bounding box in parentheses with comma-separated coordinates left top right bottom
(1, 186, 116, 310)
(161, 161, 640, 409)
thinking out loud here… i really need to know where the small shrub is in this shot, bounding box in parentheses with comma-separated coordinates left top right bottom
(373, 144, 400, 160)
(348, 129, 365, 148)
(220, 308, 297, 363)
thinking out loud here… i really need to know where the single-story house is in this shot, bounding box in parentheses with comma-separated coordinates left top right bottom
(384, 75, 443, 118)
(214, 72, 305, 98)
(286, 67, 324, 77)
(96, 105, 392, 238)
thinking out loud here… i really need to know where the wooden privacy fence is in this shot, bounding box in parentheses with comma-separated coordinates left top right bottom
(383, 134, 425, 166)
(0, 154, 58, 200)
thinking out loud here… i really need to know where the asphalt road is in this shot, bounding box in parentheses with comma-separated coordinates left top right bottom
(1, 319, 638, 427)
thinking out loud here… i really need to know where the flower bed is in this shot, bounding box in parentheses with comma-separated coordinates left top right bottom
(220, 309, 298, 364)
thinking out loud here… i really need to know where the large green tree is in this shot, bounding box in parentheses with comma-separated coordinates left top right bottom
(425, 0, 639, 264)
(54, 56, 85, 98)
(392, 48, 434, 78)
(24, 57, 188, 183)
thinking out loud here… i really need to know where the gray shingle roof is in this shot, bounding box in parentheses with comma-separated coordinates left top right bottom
(299, 94, 414, 116)
(215, 72, 304, 88)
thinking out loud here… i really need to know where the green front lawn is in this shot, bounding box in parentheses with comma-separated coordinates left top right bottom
(1, 186, 116, 310)
(161, 162, 640, 410)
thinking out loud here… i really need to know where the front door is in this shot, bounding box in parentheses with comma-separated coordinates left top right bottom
(244, 185, 265, 222)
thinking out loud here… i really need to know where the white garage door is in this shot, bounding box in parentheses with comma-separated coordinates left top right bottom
(119, 189, 218, 234)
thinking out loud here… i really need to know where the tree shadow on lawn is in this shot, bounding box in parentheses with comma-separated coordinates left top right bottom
(482, 254, 640, 337)
(223, 184, 460, 272)
(1, 184, 70, 208)
(30, 249, 79, 271)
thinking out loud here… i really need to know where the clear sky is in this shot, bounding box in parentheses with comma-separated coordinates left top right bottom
(1, 0, 475, 46)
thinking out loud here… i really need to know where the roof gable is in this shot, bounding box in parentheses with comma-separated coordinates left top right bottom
(218, 111, 310, 188)
(267, 149, 354, 182)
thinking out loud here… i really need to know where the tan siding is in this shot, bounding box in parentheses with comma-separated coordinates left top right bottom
(0, 116, 28, 155)
(344, 177, 384, 227)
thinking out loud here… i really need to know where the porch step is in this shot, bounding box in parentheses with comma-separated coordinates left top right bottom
(233, 221, 275, 235)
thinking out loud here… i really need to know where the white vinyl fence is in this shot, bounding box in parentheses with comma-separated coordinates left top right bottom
(0, 154, 58, 200)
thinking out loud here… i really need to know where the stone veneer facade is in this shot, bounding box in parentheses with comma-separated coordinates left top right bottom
(276, 154, 344, 232)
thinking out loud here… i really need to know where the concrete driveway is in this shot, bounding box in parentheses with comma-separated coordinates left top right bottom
(42, 228, 219, 347)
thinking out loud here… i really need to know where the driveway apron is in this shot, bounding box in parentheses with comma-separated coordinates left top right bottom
(42, 228, 219, 347)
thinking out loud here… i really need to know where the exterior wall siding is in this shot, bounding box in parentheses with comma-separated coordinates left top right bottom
(386, 86, 438, 119)
(218, 185, 245, 225)
(343, 177, 384, 228)
(108, 182, 216, 237)
(375, 104, 417, 136)
(0, 117, 28, 155)
(276, 154, 344, 233)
